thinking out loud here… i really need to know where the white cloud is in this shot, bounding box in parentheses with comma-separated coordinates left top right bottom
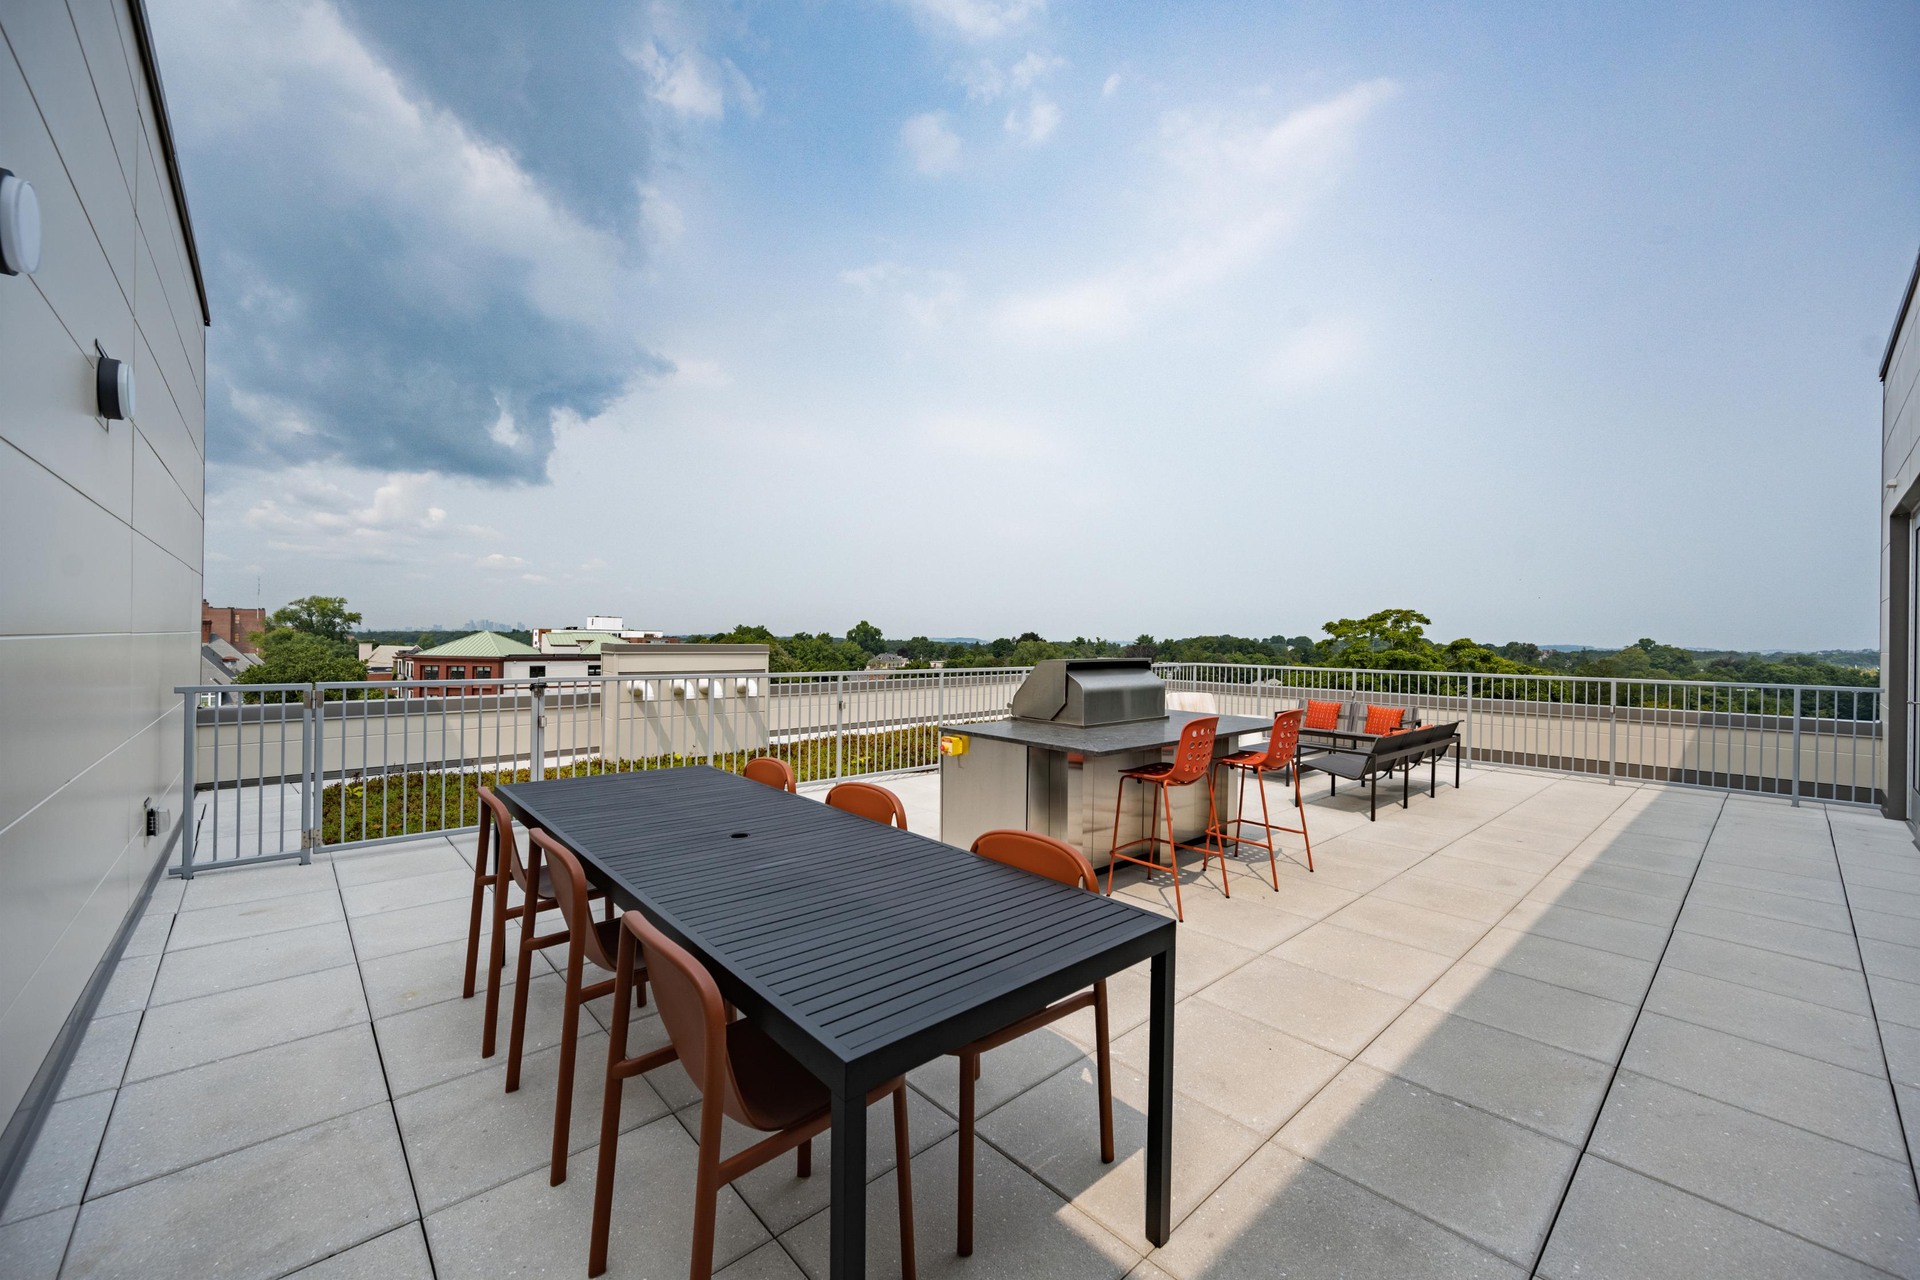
(632, 40, 759, 121)
(639, 184, 686, 244)
(901, 112, 963, 175)
(1262, 316, 1366, 390)
(1004, 94, 1061, 144)
(841, 261, 967, 327)
(897, 0, 1045, 40)
(959, 50, 1064, 101)
(477, 553, 529, 571)
(997, 78, 1399, 340)
(1102, 71, 1123, 98)
(232, 468, 490, 563)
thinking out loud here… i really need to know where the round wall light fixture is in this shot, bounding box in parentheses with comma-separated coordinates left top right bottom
(0, 168, 42, 276)
(95, 343, 135, 420)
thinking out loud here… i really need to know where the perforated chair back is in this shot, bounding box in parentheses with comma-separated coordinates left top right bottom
(972, 829, 1098, 893)
(1166, 716, 1219, 785)
(825, 781, 908, 828)
(1255, 709, 1304, 769)
(742, 756, 796, 793)
(530, 830, 615, 972)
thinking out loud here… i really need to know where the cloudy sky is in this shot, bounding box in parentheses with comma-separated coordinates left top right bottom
(150, 0, 1917, 647)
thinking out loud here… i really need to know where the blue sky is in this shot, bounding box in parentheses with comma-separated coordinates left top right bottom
(150, 0, 1918, 647)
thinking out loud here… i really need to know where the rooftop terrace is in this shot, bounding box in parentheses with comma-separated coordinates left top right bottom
(4, 765, 1916, 1279)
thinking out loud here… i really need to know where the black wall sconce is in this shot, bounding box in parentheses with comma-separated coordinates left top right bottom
(96, 341, 135, 420)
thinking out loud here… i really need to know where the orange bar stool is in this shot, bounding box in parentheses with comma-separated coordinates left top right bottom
(742, 755, 797, 793)
(1106, 715, 1223, 921)
(1207, 710, 1313, 888)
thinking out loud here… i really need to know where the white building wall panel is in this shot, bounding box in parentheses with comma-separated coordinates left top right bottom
(0, 1, 207, 1143)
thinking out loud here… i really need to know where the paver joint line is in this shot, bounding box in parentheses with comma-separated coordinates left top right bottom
(329, 853, 441, 1280)
(1524, 793, 1726, 1278)
(1824, 807, 1920, 1218)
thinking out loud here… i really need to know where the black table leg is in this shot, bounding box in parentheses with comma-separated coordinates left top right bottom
(830, 1083, 868, 1279)
(1145, 945, 1175, 1246)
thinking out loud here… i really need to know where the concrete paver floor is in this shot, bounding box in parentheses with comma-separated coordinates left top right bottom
(3, 766, 1917, 1279)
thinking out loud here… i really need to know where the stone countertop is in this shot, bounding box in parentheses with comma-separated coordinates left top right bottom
(948, 710, 1273, 757)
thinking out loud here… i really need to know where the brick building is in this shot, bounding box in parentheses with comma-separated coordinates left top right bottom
(202, 600, 268, 654)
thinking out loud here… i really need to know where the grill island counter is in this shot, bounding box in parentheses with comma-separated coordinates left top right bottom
(941, 660, 1270, 865)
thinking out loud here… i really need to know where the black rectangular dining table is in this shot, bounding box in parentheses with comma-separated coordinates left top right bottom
(494, 766, 1177, 1279)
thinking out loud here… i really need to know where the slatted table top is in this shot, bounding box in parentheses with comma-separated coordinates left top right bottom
(495, 766, 1175, 1087)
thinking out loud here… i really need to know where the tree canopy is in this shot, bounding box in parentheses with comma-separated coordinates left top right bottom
(692, 610, 1874, 688)
(240, 595, 368, 691)
(265, 595, 362, 646)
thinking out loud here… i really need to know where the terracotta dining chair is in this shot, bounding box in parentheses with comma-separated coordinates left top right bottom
(470, 787, 604, 1061)
(742, 755, 797, 793)
(951, 830, 1112, 1256)
(591, 909, 918, 1280)
(825, 780, 909, 828)
(527, 830, 648, 1186)
(1208, 709, 1314, 887)
(1106, 715, 1223, 921)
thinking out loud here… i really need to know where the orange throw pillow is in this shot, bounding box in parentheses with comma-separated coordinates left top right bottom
(1304, 700, 1341, 730)
(1364, 705, 1406, 735)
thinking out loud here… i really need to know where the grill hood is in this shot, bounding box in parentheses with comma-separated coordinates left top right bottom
(1009, 659, 1166, 727)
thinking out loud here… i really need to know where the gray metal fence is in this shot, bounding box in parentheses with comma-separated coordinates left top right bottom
(1153, 663, 1882, 806)
(172, 667, 1025, 876)
(173, 661, 1882, 876)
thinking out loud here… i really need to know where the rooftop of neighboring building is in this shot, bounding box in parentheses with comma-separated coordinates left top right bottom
(407, 630, 540, 659)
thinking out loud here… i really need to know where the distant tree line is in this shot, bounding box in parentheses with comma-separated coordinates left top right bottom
(695, 609, 1878, 689)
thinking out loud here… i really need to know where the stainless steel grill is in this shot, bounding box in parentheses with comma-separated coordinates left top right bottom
(1009, 658, 1166, 727)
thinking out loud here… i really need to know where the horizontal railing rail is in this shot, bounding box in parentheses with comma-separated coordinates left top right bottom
(171, 661, 1883, 875)
(1153, 663, 1883, 808)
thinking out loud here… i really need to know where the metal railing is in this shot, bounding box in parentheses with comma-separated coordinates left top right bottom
(171, 667, 1025, 875)
(1154, 663, 1882, 807)
(172, 661, 1883, 876)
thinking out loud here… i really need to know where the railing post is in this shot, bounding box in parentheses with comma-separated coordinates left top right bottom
(1609, 679, 1618, 785)
(1465, 674, 1475, 769)
(530, 680, 547, 782)
(176, 689, 197, 879)
(1791, 686, 1803, 806)
(936, 666, 946, 736)
(836, 673, 846, 780)
(298, 687, 317, 862)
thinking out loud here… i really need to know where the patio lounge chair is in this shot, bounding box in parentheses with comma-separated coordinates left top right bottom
(1299, 722, 1461, 820)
